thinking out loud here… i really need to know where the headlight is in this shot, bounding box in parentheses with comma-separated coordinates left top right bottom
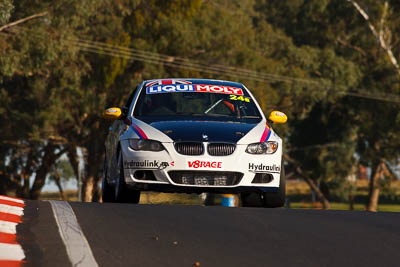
(128, 139, 164, 151)
(246, 141, 278, 154)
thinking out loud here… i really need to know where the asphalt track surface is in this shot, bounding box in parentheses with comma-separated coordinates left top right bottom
(18, 200, 400, 267)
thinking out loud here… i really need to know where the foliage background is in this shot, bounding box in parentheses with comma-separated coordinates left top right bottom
(0, 0, 399, 210)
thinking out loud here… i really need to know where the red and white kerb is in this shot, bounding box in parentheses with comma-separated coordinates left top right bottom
(0, 195, 25, 267)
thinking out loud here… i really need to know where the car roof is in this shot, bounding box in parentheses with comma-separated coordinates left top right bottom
(143, 78, 245, 89)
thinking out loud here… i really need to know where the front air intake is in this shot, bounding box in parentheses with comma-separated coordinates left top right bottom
(251, 173, 274, 184)
(134, 170, 157, 181)
(168, 171, 243, 186)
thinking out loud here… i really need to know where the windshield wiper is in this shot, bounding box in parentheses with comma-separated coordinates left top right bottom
(239, 115, 262, 119)
(203, 113, 232, 117)
(204, 99, 223, 114)
(176, 112, 232, 117)
(175, 112, 206, 116)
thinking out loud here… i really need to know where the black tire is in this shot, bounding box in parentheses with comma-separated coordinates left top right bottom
(115, 153, 141, 204)
(102, 160, 115, 203)
(262, 167, 286, 208)
(240, 192, 263, 207)
(241, 167, 286, 208)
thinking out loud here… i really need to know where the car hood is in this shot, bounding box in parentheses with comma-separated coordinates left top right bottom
(148, 120, 257, 143)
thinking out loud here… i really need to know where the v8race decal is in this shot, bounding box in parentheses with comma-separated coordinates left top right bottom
(187, 160, 222, 169)
(146, 84, 243, 95)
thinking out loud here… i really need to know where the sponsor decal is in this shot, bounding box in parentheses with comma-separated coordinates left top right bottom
(147, 84, 194, 94)
(146, 84, 243, 95)
(124, 160, 174, 169)
(106, 108, 120, 113)
(229, 95, 250, 102)
(274, 111, 285, 117)
(195, 84, 243, 95)
(248, 163, 280, 173)
(187, 160, 222, 169)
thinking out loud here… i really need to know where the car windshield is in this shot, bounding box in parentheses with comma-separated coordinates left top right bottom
(133, 83, 262, 122)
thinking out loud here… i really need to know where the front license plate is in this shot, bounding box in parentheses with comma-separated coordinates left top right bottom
(194, 177, 209, 185)
(180, 176, 228, 185)
(214, 177, 227, 186)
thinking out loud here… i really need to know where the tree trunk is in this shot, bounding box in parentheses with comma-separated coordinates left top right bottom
(67, 145, 81, 200)
(82, 175, 95, 202)
(348, 1, 400, 76)
(81, 135, 105, 202)
(366, 159, 392, 212)
(30, 143, 58, 200)
(53, 168, 66, 201)
(283, 154, 330, 209)
(349, 188, 355, 210)
(16, 149, 34, 198)
(300, 171, 331, 209)
(92, 180, 101, 202)
(366, 160, 385, 212)
(0, 12, 48, 32)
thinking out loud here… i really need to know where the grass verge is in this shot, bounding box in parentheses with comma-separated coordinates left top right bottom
(40, 180, 400, 212)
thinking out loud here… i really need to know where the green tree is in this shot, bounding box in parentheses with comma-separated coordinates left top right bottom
(0, 0, 13, 25)
(0, 0, 102, 199)
(345, 0, 400, 211)
(3, 0, 397, 207)
(259, 0, 400, 210)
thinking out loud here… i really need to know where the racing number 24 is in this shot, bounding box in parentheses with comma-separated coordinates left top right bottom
(229, 95, 250, 102)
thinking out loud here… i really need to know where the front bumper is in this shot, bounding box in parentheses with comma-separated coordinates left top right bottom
(120, 140, 282, 193)
(126, 183, 279, 194)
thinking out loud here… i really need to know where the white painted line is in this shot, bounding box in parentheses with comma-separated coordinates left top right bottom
(48, 200, 99, 267)
(0, 204, 24, 216)
(0, 243, 25, 261)
(0, 221, 17, 234)
(0, 196, 24, 204)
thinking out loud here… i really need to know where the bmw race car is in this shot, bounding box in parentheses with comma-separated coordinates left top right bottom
(102, 79, 287, 207)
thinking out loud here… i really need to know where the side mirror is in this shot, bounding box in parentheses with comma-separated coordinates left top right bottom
(268, 111, 287, 124)
(103, 107, 122, 120)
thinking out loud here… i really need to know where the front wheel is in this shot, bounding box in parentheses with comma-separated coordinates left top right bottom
(115, 153, 141, 204)
(240, 192, 263, 207)
(262, 167, 286, 208)
(102, 160, 115, 203)
(241, 167, 286, 208)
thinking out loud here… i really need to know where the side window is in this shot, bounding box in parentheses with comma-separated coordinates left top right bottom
(124, 85, 139, 108)
(120, 85, 140, 118)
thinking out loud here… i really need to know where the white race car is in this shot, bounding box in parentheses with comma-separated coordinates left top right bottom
(103, 79, 287, 207)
